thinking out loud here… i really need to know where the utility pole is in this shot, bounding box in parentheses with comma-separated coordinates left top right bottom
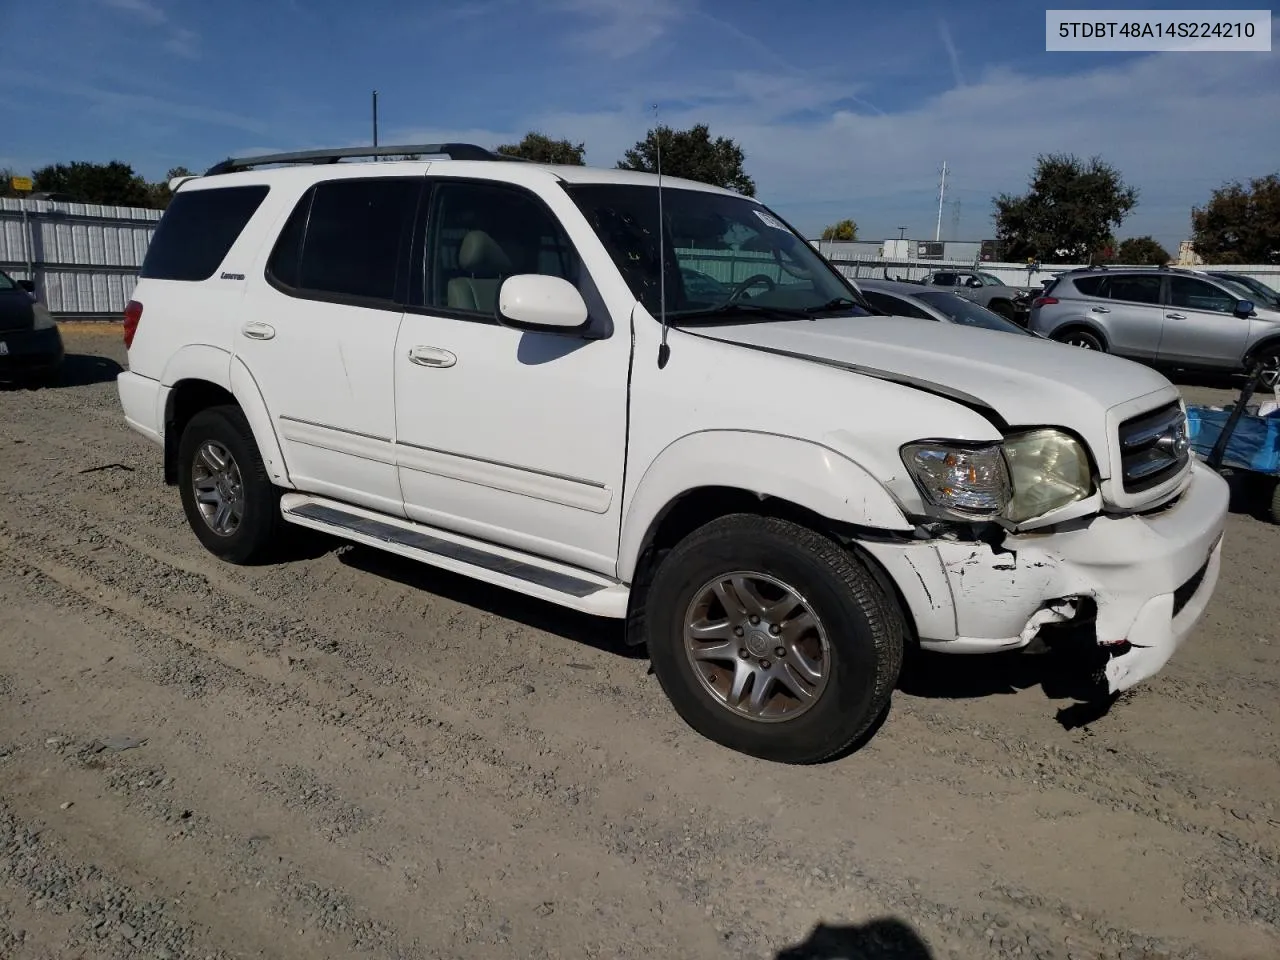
(372, 90, 379, 152)
(935, 161, 948, 242)
(897, 226, 907, 240)
(950, 199, 961, 241)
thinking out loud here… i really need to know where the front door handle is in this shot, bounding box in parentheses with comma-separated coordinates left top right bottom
(241, 321, 276, 340)
(1090, 306, 1110, 314)
(1166, 312, 1187, 320)
(408, 345, 457, 368)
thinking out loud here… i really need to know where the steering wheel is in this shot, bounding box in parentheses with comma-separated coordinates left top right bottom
(728, 273, 776, 302)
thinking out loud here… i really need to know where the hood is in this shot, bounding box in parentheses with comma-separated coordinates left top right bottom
(693, 314, 1179, 473)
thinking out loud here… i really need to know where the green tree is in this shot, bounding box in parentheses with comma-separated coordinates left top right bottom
(993, 154, 1138, 263)
(821, 219, 858, 242)
(617, 123, 755, 196)
(496, 132, 585, 165)
(1191, 173, 1280, 264)
(32, 160, 154, 207)
(1115, 235, 1171, 265)
(148, 166, 196, 209)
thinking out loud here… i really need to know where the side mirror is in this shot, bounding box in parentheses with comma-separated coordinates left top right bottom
(965, 277, 982, 288)
(16, 279, 35, 294)
(497, 274, 589, 334)
(1235, 299, 1255, 318)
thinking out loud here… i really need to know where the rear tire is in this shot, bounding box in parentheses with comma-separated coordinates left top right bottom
(177, 405, 284, 564)
(1269, 480, 1280, 526)
(1056, 328, 1104, 351)
(644, 514, 905, 764)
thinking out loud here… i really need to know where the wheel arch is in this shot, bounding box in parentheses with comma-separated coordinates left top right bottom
(160, 353, 290, 488)
(1051, 320, 1110, 350)
(617, 432, 914, 645)
(1243, 333, 1280, 367)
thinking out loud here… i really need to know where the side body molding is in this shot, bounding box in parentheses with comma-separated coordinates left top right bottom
(617, 430, 912, 582)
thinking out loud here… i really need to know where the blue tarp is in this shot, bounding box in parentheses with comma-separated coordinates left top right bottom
(1187, 405, 1280, 474)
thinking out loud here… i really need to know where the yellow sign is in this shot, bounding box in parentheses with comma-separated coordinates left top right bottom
(10, 177, 32, 192)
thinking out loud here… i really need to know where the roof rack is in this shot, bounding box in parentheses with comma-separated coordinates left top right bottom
(203, 143, 525, 176)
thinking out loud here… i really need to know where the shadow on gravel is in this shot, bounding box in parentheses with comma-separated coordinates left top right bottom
(58, 353, 125, 387)
(1219, 468, 1279, 524)
(2, 353, 124, 389)
(776, 918, 934, 959)
(898, 631, 1122, 732)
(336, 544, 643, 659)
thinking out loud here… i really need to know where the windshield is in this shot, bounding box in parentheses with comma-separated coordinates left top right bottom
(565, 183, 874, 322)
(1217, 274, 1279, 306)
(978, 272, 1004, 286)
(915, 291, 1031, 334)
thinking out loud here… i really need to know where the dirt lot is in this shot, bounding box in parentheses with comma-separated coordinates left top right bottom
(1, 324, 1278, 960)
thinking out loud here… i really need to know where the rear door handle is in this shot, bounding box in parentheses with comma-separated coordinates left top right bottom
(1090, 306, 1110, 314)
(241, 321, 276, 340)
(408, 345, 457, 368)
(1166, 313, 1187, 320)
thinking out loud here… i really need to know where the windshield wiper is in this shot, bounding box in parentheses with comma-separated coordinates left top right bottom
(673, 302, 812, 324)
(802, 296, 866, 316)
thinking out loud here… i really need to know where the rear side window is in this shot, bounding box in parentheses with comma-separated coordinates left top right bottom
(267, 178, 419, 303)
(1071, 276, 1107, 297)
(140, 185, 269, 281)
(1107, 275, 1162, 305)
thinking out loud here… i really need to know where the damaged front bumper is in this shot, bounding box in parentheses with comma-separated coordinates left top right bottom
(862, 460, 1230, 694)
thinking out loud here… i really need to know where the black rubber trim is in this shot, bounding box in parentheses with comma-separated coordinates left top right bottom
(287, 502, 605, 598)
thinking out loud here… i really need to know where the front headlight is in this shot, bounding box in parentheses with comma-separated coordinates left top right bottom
(902, 429, 1094, 524)
(1002, 429, 1093, 522)
(32, 302, 55, 330)
(901, 442, 1012, 519)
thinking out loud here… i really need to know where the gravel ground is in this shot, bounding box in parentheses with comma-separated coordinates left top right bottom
(1, 324, 1277, 960)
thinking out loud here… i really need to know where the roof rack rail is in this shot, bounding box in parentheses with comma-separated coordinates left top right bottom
(203, 143, 526, 176)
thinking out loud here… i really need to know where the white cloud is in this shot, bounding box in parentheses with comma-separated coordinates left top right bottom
(396, 45, 1277, 246)
(98, 0, 199, 59)
(937, 19, 965, 88)
(99, 0, 167, 26)
(554, 0, 686, 59)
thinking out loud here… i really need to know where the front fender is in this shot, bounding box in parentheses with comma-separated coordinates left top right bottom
(618, 430, 912, 582)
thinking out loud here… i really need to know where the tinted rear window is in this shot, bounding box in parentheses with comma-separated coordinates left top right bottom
(140, 185, 269, 281)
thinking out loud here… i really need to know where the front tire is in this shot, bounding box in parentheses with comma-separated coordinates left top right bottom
(644, 514, 905, 764)
(1056, 328, 1104, 351)
(177, 405, 284, 564)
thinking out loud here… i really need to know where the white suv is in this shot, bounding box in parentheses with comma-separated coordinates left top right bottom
(116, 143, 1229, 763)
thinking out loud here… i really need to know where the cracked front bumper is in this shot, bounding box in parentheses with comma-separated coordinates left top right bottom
(862, 460, 1230, 693)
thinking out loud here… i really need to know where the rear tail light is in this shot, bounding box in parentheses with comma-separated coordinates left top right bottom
(123, 300, 142, 349)
(1031, 296, 1058, 309)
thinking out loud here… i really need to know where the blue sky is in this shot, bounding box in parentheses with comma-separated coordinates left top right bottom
(3, 0, 1277, 248)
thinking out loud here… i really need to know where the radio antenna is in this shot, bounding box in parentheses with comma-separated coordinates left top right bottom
(654, 104, 671, 369)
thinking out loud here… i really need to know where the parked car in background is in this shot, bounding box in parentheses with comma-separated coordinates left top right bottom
(1030, 266, 1280, 388)
(0, 269, 64, 386)
(1205, 272, 1280, 310)
(856, 279, 1036, 337)
(919, 268, 1035, 324)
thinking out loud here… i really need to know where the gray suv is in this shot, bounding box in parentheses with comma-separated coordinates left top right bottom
(1029, 267, 1280, 387)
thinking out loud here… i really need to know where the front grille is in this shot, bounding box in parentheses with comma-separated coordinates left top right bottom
(1117, 400, 1190, 493)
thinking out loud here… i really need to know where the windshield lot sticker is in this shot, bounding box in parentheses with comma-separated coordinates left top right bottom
(754, 210, 786, 230)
